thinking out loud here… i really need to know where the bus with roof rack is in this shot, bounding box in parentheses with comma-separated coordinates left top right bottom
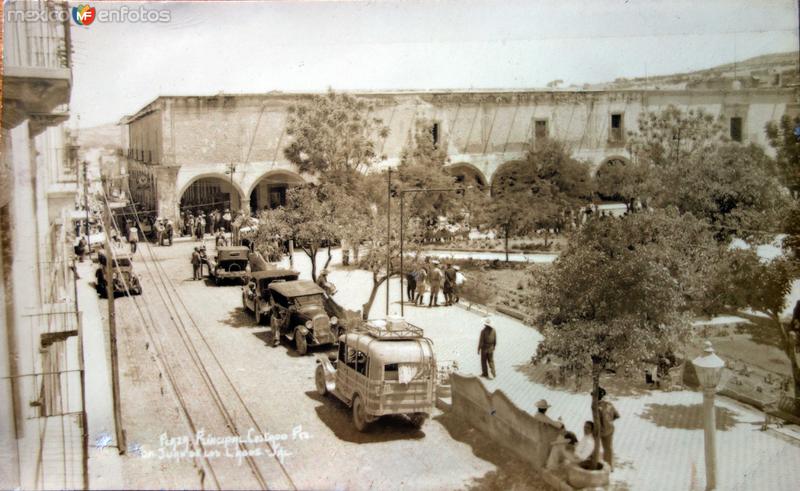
(315, 316, 436, 432)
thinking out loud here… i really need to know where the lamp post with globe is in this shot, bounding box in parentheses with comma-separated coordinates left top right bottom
(692, 341, 725, 490)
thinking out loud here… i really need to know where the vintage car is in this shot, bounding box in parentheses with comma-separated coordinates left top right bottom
(267, 280, 339, 355)
(206, 246, 250, 285)
(241, 268, 300, 324)
(95, 251, 142, 297)
(315, 317, 436, 432)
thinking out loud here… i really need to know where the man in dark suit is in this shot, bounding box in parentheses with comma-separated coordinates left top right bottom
(191, 247, 201, 280)
(477, 317, 497, 379)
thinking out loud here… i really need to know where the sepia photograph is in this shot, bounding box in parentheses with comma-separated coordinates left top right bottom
(2, 0, 800, 489)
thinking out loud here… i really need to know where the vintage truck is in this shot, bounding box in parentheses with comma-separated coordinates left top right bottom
(95, 251, 142, 297)
(267, 280, 339, 355)
(206, 246, 250, 285)
(315, 317, 436, 432)
(242, 268, 300, 324)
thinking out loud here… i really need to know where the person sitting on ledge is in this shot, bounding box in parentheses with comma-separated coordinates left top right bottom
(545, 431, 579, 471)
(574, 420, 596, 462)
(534, 399, 565, 430)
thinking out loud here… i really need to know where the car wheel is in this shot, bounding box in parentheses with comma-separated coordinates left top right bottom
(409, 413, 428, 429)
(255, 301, 262, 324)
(214, 276, 219, 286)
(242, 292, 248, 311)
(352, 395, 368, 432)
(315, 364, 328, 396)
(295, 328, 308, 356)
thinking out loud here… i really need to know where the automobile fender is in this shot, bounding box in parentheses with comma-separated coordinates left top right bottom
(296, 325, 310, 337)
(315, 355, 337, 389)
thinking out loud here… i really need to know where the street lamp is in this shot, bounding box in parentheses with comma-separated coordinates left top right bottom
(692, 340, 725, 490)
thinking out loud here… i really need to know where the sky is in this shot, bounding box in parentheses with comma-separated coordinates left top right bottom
(65, 0, 799, 127)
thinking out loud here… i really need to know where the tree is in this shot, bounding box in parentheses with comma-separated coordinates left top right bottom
(765, 114, 800, 195)
(280, 185, 337, 282)
(783, 200, 800, 261)
(325, 185, 373, 265)
(533, 209, 716, 467)
(627, 105, 726, 169)
(283, 89, 390, 191)
(489, 141, 593, 259)
(627, 106, 789, 238)
(708, 249, 799, 407)
(253, 207, 290, 262)
(594, 158, 649, 208)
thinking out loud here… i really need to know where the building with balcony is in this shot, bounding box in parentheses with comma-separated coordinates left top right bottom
(1, 1, 88, 489)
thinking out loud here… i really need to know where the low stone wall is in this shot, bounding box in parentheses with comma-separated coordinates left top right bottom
(450, 373, 562, 470)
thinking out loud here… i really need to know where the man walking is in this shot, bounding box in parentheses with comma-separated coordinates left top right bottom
(406, 268, 417, 303)
(443, 262, 457, 305)
(191, 247, 201, 280)
(477, 317, 497, 379)
(594, 387, 620, 470)
(155, 218, 165, 246)
(428, 261, 442, 307)
(128, 224, 139, 253)
(215, 228, 228, 248)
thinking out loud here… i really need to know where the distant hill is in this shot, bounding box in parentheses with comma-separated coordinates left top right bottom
(585, 51, 799, 91)
(76, 122, 122, 150)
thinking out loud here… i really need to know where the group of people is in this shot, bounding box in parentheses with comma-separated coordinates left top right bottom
(180, 208, 233, 239)
(406, 259, 464, 307)
(475, 316, 621, 472)
(154, 218, 175, 246)
(543, 387, 621, 472)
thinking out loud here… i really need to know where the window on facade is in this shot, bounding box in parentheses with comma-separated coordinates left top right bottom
(730, 117, 743, 142)
(535, 120, 548, 140)
(610, 114, 624, 142)
(431, 123, 440, 147)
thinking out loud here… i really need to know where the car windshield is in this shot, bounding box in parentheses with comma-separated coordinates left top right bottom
(293, 294, 323, 306)
(113, 258, 131, 268)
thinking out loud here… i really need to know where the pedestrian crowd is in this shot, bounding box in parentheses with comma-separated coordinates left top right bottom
(406, 258, 465, 307)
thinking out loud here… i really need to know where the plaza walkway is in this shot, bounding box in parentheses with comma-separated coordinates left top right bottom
(247, 245, 800, 489)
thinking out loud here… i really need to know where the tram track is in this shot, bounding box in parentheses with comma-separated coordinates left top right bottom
(100, 188, 296, 490)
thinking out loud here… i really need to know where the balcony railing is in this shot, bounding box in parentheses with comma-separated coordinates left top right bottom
(4, 1, 72, 72)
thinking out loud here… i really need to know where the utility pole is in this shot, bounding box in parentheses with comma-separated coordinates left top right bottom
(399, 192, 405, 316)
(386, 168, 392, 317)
(83, 160, 90, 248)
(101, 209, 126, 454)
(226, 161, 237, 211)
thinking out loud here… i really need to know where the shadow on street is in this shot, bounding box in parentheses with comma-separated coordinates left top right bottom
(639, 403, 740, 431)
(304, 391, 426, 443)
(221, 306, 256, 328)
(434, 412, 546, 490)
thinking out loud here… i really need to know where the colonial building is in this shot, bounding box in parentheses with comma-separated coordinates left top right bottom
(1, 1, 84, 488)
(122, 81, 798, 223)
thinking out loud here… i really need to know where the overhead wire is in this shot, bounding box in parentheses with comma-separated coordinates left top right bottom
(117, 180, 298, 489)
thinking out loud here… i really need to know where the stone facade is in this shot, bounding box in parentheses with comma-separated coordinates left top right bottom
(122, 88, 799, 222)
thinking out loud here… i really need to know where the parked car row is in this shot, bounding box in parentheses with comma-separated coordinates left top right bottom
(237, 260, 437, 432)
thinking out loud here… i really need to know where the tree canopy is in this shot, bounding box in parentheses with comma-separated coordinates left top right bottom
(766, 114, 800, 195)
(283, 90, 390, 190)
(488, 140, 593, 255)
